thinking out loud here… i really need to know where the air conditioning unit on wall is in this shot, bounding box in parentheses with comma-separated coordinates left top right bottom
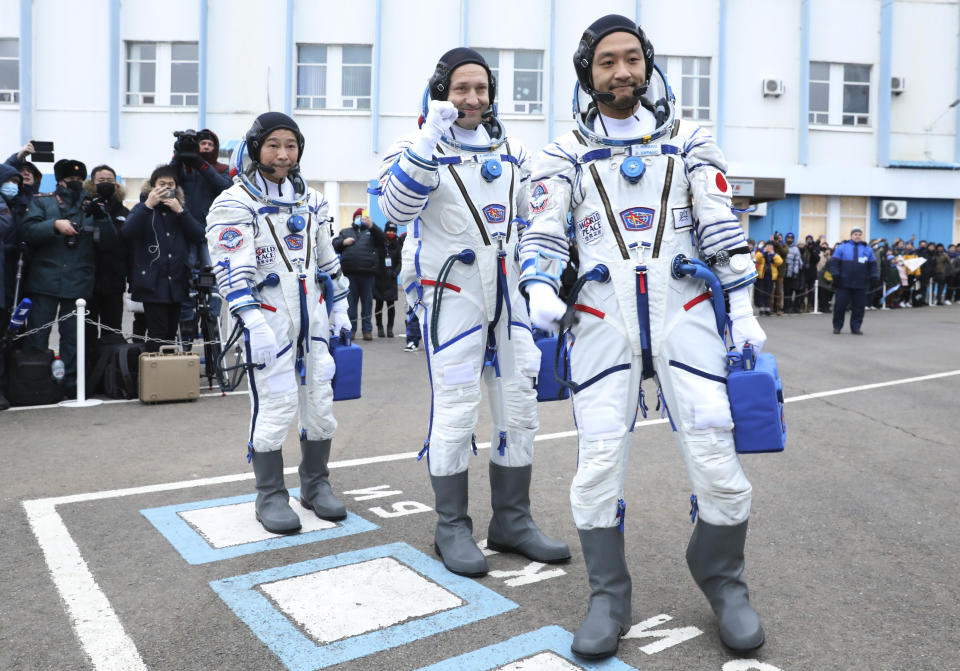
(762, 79, 785, 97)
(879, 199, 907, 220)
(891, 76, 905, 95)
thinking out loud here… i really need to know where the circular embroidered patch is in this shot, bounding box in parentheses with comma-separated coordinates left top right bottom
(218, 227, 244, 251)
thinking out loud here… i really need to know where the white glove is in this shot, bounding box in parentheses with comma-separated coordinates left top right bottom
(526, 281, 568, 332)
(411, 100, 459, 159)
(728, 287, 767, 353)
(331, 302, 352, 336)
(240, 309, 279, 367)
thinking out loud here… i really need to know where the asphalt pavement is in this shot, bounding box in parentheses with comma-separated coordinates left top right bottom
(2, 304, 958, 671)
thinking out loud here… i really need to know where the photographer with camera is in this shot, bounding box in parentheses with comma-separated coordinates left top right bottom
(123, 165, 205, 352)
(83, 165, 129, 338)
(20, 159, 120, 397)
(169, 128, 231, 346)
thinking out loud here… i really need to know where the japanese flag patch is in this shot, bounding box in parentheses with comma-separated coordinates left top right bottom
(708, 170, 729, 196)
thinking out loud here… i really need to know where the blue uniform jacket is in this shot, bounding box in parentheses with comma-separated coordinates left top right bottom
(829, 239, 878, 290)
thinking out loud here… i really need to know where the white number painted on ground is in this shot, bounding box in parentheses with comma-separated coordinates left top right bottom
(488, 562, 566, 587)
(722, 661, 784, 671)
(343, 485, 404, 501)
(622, 613, 704, 654)
(343, 484, 433, 518)
(369, 501, 433, 518)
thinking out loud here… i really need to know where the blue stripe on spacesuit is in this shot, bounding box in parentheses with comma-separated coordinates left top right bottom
(509, 320, 532, 333)
(636, 272, 654, 380)
(571, 363, 631, 393)
(208, 198, 257, 215)
(382, 186, 425, 211)
(668, 359, 728, 385)
(721, 271, 758, 292)
(432, 324, 483, 354)
(226, 288, 252, 302)
(420, 301, 435, 464)
(404, 148, 437, 170)
(389, 162, 432, 196)
(381, 189, 423, 221)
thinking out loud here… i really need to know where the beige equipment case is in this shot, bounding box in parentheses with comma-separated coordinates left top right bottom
(139, 346, 200, 403)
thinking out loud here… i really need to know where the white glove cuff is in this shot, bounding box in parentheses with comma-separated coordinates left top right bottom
(727, 286, 754, 319)
(526, 281, 559, 302)
(411, 131, 441, 162)
(239, 309, 266, 327)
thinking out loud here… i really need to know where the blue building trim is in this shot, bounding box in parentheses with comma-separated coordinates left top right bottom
(108, 0, 119, 148)
(870, 197, 955, 244)
(284, 0, 294, 116)
(19, 0, 32, 144)
(198, 0, 208, 130)
(878, 0, 893, 167)
(372, 0, 383, 153)
(748, 195, 800, 243)
(461, 0, 469, 46)
(798, 0, 810, 165)
(635, 0, 642, 25)
(548, 0, 556, 140)
(716, 0, 727, 151)
(956, 2, 960, 163)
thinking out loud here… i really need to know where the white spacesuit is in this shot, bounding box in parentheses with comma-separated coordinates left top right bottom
(377, 47, 569, 577)
(206, 112, 351, 535)
(520, 15, 766, 659)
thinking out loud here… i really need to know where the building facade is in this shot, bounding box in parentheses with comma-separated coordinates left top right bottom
(2, 0, 959, 243)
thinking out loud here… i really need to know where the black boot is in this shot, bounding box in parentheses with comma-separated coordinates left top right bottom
(299, 438, 347, 521)
(377, 325, 385, 338)
(251, 450, 301, 534)
(431, 471, 488, 576)
(572, 526, 632, 659)
(487, 462, 570, 562)
(686, 518, 765, 652)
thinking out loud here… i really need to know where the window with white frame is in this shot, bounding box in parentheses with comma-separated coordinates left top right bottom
(0, 38, 18, 103)
(658, 56, 711, 121)
(125, 41, 198, 107)
(809, 61, 871, 127)
(799, 194, 827, 241)
(840, 196, 868, 237)
(296, 44, 372, 111)
(473, 48, 544, 115)
(337, 182, 369, 230)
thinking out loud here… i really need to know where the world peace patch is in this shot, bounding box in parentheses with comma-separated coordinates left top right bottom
(218, 227, 244, 251)
(482, 204, 507, 224)
(577, 211, 603, 245)
(619, 207, 655, 231)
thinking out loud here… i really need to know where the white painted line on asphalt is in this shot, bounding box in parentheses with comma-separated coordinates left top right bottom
(21, 367, 960, 670)
(4, 388, 246, 412)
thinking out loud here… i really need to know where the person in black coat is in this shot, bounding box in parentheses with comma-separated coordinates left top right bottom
(333, 208, 385, 340)
(122, 165, 205, 352)
(374, 222, 402, 337)
(83, 165, 130, 344)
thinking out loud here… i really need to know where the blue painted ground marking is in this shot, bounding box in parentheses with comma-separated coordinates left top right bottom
(209, 542, 517, 671)
(140, 489, 377, 564)
(414, 626, 639, 670)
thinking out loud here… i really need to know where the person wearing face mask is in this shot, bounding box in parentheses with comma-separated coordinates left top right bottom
(4, 141, 41, 221)
(520, 15, 767, 658)
(205, 112, 352, 534)
(170, 128, 231, 350)
(0, 164, 23, 409)
(333, 208, 385, 341)
(20, 159, 120, 397)
(376, 47, 570, 579)
(82, 165, 130, 342)
(373, 222, 402, 337)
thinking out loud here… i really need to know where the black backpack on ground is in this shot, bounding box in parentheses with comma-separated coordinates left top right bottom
(5, 346, 64, 406)
(89, 333, 144, 400)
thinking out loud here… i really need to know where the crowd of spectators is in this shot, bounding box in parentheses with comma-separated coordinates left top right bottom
(747, 230, 960, 315)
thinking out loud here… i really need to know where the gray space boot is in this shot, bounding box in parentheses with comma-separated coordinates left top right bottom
(686, 518, 765, 652)
(251, 450, 301, 534)
(431, 471, 488, 577)
(487, 462, 571, 563)
(299, 438, 347, 521)
(571, 527, 632, 659)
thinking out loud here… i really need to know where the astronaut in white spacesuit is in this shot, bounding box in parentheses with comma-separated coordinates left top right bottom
(376, 48, 570, 577)
(519, 15, 768, 659)
(206, 112, 352, 534)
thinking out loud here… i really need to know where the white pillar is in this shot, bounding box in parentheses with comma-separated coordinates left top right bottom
(60, 298, 103, 408)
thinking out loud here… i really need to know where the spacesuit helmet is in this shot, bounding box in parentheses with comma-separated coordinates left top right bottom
(245, 112, 305, 166)
(423, 47, 504, 143)
(573, 14, 655, 103)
